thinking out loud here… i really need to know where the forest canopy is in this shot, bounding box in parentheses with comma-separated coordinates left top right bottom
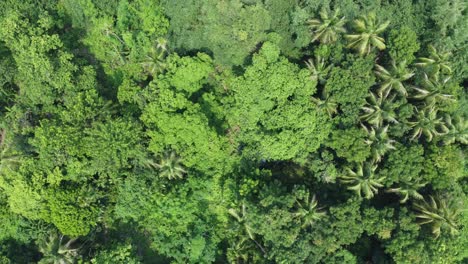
(0, 0, 466, 263)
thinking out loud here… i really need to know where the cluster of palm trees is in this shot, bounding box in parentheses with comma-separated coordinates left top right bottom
(308, 9, 389, 56)
(307, 9, 465, 238)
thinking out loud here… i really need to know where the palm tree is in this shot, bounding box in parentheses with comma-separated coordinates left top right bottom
(360, 92, 398, 127)
(38, 232, 79, 264)
(386, 180, 426, 203)
(228, 203, 265, 256)
(308, 9, 346, 44)
(143, 151, 186, 180)
(412, 74, 454, 108)
(340, 162, 386, 199)
(345, 13, 390, 56)
(413, 195, 462, 238)
(362, 125, 396, 162)
(415, 45, 452, 76)
(0, 132, 21, 175)
(141, 38, 167, 77)
(443, 114, 467, 145)
(305, 55, 332, 84)
(293, 192, 326, 229)
(311, 93, 338, 118)
(374, 60, 414, 97)
(408, 107, 449, 142)
(226, 237, 252, 264)
(228, 203, 255, 240)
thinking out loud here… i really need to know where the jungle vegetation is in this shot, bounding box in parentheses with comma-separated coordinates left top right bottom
(0, 0, 466, 263)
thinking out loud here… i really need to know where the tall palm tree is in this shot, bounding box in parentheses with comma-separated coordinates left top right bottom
(293, 192, 326, 229)
(228, 203, 265, 256)
(345, 13, 390, 56)
(305, 55, 332, 84)
(413, 195, 462, 238)
(415, 45, 452, 76)
(308, 9, 346, 44)
(360, 92, 398, 127)
(38, 232, 79, 264)
(311, 92, 338, 118)
(386, 180, 426, 203)
(140, 38, 168, 77)
(443, 114, 467, 145)
(0, 133, 21, 176)
(374, 60, 414, 97)
(143, 151, 186, 180)
(228, 203, 255, 240)
(412, 74, 454, 108)
(226, 237, 253, 264)
(340, 162, 386, 199)
(408, 107, 449, 142)
(362, 125, 396, 162)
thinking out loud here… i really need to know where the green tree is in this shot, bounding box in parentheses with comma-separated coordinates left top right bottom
(362, 125, 396, 162)
(340, 162, 386, 199)
(415, 45, 452, 76)
(408, 107, 449, 142)
(413, 195, 462, 238)
(360, 92, 398, 127)
(346, 13, 390, 56)
(308, 9, 346, 44)
(374, 60, 414, 97)
(293, 193, 326, 230)
(37, 232, 79, 264)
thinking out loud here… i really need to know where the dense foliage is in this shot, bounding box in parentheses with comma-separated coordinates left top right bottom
(0, 0, 466, 263)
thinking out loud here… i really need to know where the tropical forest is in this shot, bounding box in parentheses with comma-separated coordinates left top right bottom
(0, 0, 467, 263)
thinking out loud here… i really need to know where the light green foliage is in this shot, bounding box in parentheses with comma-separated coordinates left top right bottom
(325, 56, 375, 125)
(423, 144, 465, 189)
(227, 42, 330, 162)
(162, 0, 271, 66)
(66, 0, 169, 82)
(387, 26, 420, 63)
(91, 243, 141, 264)
(328, 128, 370, 163)
(0, 1, 466, 263)
(379, 144, 425, 185)
(140, 53, 231, 174)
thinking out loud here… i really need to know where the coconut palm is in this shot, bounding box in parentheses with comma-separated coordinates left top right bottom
(362, 125, 396, 162)
(226, 237, 253, 264)
(311, 92, 338, 118)
(415, 45, 452, 76)
(144, 151, 186, 180)
(308, 9, 346, 44)
(408, 107, 449, 142)
(412, 74, 454, 108)
(0, 133, 21, 175)
(345, 13, 390, 56)
(374, 60, 414, 97)
(228, 203, 255, 240)
(443, 114, 468, 145)
(386, 180, 426, 203)
(228, 203, 265, 257)
(38, 232, 79, 264)
(360, 92, 398, 127)
(293, 192, 326, 229)
(340, 162, 386, 199)
(305, 55, 332, 84)
(141, 38, 168, 77)
(413, 195, 462, 238)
